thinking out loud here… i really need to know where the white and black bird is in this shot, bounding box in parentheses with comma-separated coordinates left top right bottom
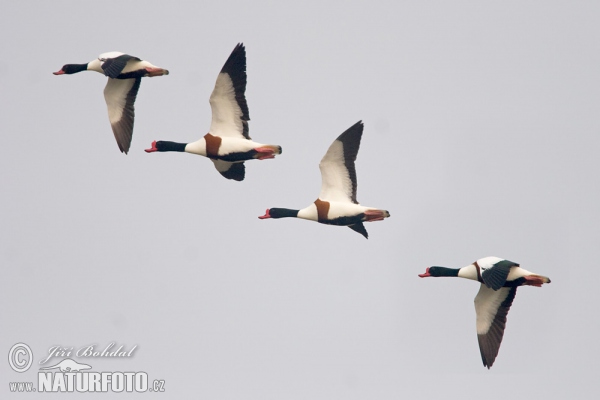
(418, 256, 551, 368)
(258, 121, 390, 238)
(145, 43, 281, 181)
(53, 52, 169, 154)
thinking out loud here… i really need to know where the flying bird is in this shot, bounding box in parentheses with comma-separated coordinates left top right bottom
(144, 43, 281, 181)
(418, 256, 551, 368)
(53, 52, 169, 154)
(258, 121, 390, 238)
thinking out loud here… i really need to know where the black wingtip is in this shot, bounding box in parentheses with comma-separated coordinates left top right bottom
(219, 43, 250, 138)
(221, 43, 246, 75)
(334, 121, 364, 204)
(336, 121, 364, 144)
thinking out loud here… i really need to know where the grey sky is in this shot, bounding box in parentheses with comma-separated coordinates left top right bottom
(1, 0, 598, 398)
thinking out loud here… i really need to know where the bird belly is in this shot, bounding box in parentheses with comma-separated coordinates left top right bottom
(320, 202, 369, 225)
(218, 138, 260, 154)
(214, 138, 264, 162)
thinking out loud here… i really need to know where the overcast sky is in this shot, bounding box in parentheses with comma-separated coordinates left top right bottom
(1, 0, 599, 398)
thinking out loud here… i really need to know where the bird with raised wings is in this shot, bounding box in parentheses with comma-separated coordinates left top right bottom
(258, 121, 390, 238)
(145, 43, 281, 181)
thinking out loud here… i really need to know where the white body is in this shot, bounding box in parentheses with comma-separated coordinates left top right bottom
(87, 52, 158, 75)
(297, 202, 379, 222)
(184, 137, 271, 158)
(457, 256, 534, 282)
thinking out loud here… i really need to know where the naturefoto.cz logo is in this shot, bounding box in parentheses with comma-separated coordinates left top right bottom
(8, 342, 166, 393)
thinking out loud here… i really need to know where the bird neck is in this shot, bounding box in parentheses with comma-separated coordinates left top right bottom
(296, 204, 319, 221)
(269, 208, 300, 219)
(432, 267, 461, 278)
(158, 141, 187, 152)
(183, 139, 207, 156)
(64, 63, 90, 74)
(456, 264, 480, 281)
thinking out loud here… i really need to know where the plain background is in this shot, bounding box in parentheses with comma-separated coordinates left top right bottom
(1, 0, 598, 398)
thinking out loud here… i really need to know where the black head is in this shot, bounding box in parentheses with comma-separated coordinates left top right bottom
(144, 141, 186, 153)
(258, 208, 299, 219)
(53, 63, 88, 75)
(418, 266, 458, 278)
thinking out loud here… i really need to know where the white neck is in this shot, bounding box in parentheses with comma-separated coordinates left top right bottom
(297, 204, 318, 221)
(86, 59, 104, 74)
(184, 139, 207, 156)
(458, 264, 479, 281)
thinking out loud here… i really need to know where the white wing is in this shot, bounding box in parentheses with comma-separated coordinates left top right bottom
(103, 77, 141, 154)
(318, 121, 363, 203)
(209, 44, 250, 139)
(474, 285, 518, 368)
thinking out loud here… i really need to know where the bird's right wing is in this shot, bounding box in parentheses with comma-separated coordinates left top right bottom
(103, 77, 141, 154)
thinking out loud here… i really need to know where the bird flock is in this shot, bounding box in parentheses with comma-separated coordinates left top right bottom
(54, 43, 551, 369)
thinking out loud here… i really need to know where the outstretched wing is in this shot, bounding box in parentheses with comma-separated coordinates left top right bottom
(318, 121, 363, 204)
(100, 53, 140, 79)
(474, 285, 518, 369)
(103, 77, 141, 154)
(209, 43, 250, 140)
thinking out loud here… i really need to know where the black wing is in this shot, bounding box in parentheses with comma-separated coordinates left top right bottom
(212, 160, 246, 181)
(348, 222, 368, 239)
(482, 259, 519, 290)
(102, 54, 140, 79)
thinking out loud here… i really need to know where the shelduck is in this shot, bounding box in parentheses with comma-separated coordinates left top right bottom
(258, 121, 390, 239)
(144, 43, 281, 181)
(418, 256, 551, 368)
(53, 52, 169, 154)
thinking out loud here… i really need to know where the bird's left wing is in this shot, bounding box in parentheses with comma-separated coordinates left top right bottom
(474, 285, 518, 369)
(209, 44, 250, 140)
